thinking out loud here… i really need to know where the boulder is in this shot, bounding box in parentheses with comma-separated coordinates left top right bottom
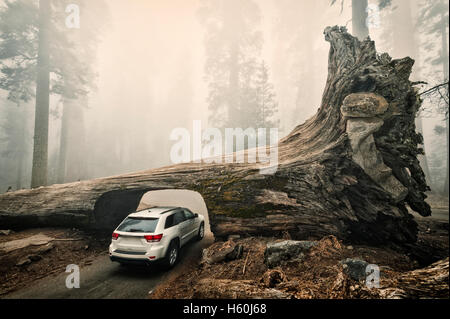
(341, 93, 389, 118)
(264, 240, 317, 268)
(340, 258, 369, 281)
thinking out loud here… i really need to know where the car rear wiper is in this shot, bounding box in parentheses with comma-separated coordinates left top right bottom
(128, 228, 144, 233)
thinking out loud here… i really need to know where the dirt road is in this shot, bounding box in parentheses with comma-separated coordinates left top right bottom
(5, 235, 213, 299)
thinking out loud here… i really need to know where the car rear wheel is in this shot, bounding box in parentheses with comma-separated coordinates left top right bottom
(197, 222, 205, 241)
(164, 241, 179, 269)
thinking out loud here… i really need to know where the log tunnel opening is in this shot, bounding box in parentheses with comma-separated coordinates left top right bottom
(92, 189, 213, 238)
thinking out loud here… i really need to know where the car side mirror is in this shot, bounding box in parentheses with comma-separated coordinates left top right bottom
(194, 213, 198, 218)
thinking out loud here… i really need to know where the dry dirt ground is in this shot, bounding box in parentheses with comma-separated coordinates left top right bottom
(150, 219, 449, 299)
(0, 228, 109, 296)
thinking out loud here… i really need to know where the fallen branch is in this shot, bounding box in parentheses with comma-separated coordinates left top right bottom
(419, 81, 449, 96)
(243, 251, 250, 275)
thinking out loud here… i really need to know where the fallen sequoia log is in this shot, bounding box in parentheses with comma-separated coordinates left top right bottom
(0, 26, 431, 245)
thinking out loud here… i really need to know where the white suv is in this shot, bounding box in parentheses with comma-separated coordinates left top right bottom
(109, 206, 205, 268)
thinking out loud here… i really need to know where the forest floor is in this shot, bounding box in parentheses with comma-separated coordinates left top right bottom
(0, 195, 448, 299)
(150, 217, 449, 299)
(0, 228, 109, 296)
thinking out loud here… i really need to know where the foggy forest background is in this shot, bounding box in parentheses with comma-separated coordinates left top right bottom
(0, 0, 448, 198)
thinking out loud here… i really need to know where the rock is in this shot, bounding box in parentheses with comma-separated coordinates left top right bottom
(260, 269, 287, 288)
(346, 246, 354, 250)
(341, 93, 389, 118)
(340, 258, 369, 281)
(16, 257, 31, 267)
(264, 240, 317, 268)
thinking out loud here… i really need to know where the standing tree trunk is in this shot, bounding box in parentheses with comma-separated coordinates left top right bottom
(228, 40, 240, 128)
(0, 27, 431, 246)
(57, 98, 70, 184)
(392, 0, 433, 189)
(31, 0, 51, 188)
(65, 97, 87, 183)
(352, 0, 369, 40)
(16, 109, 27, 190)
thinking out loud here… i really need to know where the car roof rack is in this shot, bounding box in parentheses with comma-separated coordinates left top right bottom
(159, 207, 181, 215)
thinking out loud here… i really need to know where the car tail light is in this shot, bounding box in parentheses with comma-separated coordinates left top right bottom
(144, 234, 163, 242)
(112, 232, 119, 240)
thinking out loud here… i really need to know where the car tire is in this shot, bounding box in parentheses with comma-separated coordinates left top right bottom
(164, 240, 179, 269)
(197, 222, 205, 241)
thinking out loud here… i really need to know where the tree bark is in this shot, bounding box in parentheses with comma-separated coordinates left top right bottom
(415, 116, 433, 187)
(57, 99, 70, 184)
(387, 258, 449, 299)
(56, 97, 87, 184)
(31, 0, 51, 188)
(0, 27, 431, 246)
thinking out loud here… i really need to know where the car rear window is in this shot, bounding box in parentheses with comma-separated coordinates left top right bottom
(165, 211, 186, 229)
(165, 214, 175, 229)
(173, 210, 186, 225)
(117, 217, 159, 233)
